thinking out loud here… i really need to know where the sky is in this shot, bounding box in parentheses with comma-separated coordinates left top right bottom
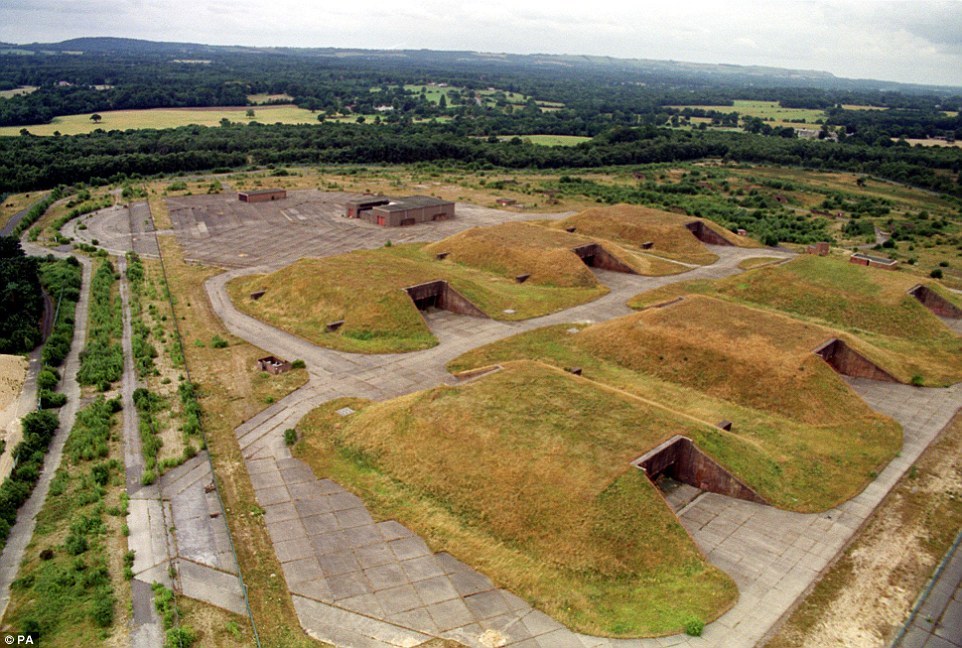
(2, 0, 962, 87)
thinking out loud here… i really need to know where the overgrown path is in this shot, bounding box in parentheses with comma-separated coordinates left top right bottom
(0, 246, 91, 621)
(117, 255, 166, 648)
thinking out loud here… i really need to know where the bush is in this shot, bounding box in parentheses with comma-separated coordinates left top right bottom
(284, 428, 297, 446)
(911, 374, 925, 387)
(930, 268, 943, 279)
(684, 617, 704, 637)
(165, 626, 196, 648)
(291, 359, 306, 369)
(39, 389, 67, 409)
(210, 335, 228, 348)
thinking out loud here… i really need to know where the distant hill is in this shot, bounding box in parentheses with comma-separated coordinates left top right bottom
(10, 36, 959, 94)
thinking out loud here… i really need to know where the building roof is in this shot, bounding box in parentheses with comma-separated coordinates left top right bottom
(373, 195, 454, 212)
(345, 195, 390, 208)
(239, 188, 286, 196)
(852, 252, 898, 265)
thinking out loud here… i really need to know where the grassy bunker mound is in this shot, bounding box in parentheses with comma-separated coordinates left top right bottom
(226, 244, 607, 353)
(553, 204, 758, 266)
(629, 256, 962, 385)
(295, 361, 738, 637)
(425, 221, 687, 279)
(449, 298, 902, 512)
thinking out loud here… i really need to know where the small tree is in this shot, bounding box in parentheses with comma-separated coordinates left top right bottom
(246, 109, 256, 118)
(90, 114, 102, 124)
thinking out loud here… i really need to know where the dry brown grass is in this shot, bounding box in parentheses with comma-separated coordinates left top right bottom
(448, 298, 903, 512)
(0, 191, 47, 230)
(227, 242, 607, 353)
(738, 256, 786, 270)
(296, 362, 737, 637)
(635, 256, 962, 386)
(157, 236, 320, 648)
(766, 411, 962, 648)
(552, 204, 723, 265)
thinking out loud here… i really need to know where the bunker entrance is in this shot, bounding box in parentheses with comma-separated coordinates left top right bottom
(813, 338, 898, 382)
(633, 436, 766, 510)
(403, 280, 488, 318)
(685, 221, 733, 246)
(908, 284, 962, 319)
(570, 243, 636, 274)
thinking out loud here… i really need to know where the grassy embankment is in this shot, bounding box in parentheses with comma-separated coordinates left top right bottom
(295, 361, 738, 638)
(629, 255, 962, 385)
(450, 294, 903, 512)
(156, 236, 318, 647)
(227, 233, 613, 354)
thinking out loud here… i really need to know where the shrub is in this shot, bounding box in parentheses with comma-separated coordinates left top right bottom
(291, 359, 306, 369)
(911, 374, 925, 387)
(930, 268, 943, 279)
(284, 428, 297, 446)
(39, 389, 67, 409)
(684, 617, 704, 636)
(210, 335, 228, 348)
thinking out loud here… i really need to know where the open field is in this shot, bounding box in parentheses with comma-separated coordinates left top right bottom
(0, 85, 37, 99)
(227, 241, 608, 353)
(246, 93, 295, 104)
(766, 410, 962, 648)
(901, 138, 962, 148)
(629, 256, 962, 385)
(0, 355, 27, 413)
(449, 296, 903, 512)
(0, 104, 319, 137)
(517, 135, 590, 146)
(295, 361, 738, 637)
(0, 191, 46, 231)
(665, 100, 826, 127)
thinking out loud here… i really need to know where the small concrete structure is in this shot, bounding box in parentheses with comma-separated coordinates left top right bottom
(249, 290, 266, 301)
(633, 435, 766, 504)
(570, 243, 635, 273)
(495, 198, 516, 207)
(239, 189, 286, 203)
(325, 320, 345, 332)
(515, 273, 531, 284)
(806, 241, 830, 256)
(403, 280, 487, 318)
(813, 338, 897, 382)
(256, 356, 292, 375)
(347, 195, 455, 227)
(716, 420, 733, 431)
(850, 252, 899, 270)
(685, 220, 733, 246)
(908, 284, 962, 318)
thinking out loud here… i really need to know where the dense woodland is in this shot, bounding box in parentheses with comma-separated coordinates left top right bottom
(0, 38, 960, 208)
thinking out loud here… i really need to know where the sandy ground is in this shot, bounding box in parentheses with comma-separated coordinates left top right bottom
(0, 355, 28, 443)
(768, 414, 962, 648)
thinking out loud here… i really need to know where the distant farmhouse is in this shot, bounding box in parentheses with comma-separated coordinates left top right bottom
(345, 195, 455, 227)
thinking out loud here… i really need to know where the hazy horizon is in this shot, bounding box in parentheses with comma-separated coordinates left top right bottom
(2, 1, 962, 87)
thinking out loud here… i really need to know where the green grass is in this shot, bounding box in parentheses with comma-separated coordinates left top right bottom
(295, 363, 737, 637)
(227, 241, 608, 353)
(1, 104, 320, 137)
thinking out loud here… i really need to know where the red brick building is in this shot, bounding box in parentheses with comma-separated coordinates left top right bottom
(238, 189, 287, 203)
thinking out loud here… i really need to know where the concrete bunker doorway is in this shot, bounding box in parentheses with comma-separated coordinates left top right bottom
(403, 280, 488, 318)
(908, 284, 962, 319)
(570, 243, 636, 274)
(813, 338, 898, 382)
(633, 435, 766, 511)
(685, 221, 733, 246)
